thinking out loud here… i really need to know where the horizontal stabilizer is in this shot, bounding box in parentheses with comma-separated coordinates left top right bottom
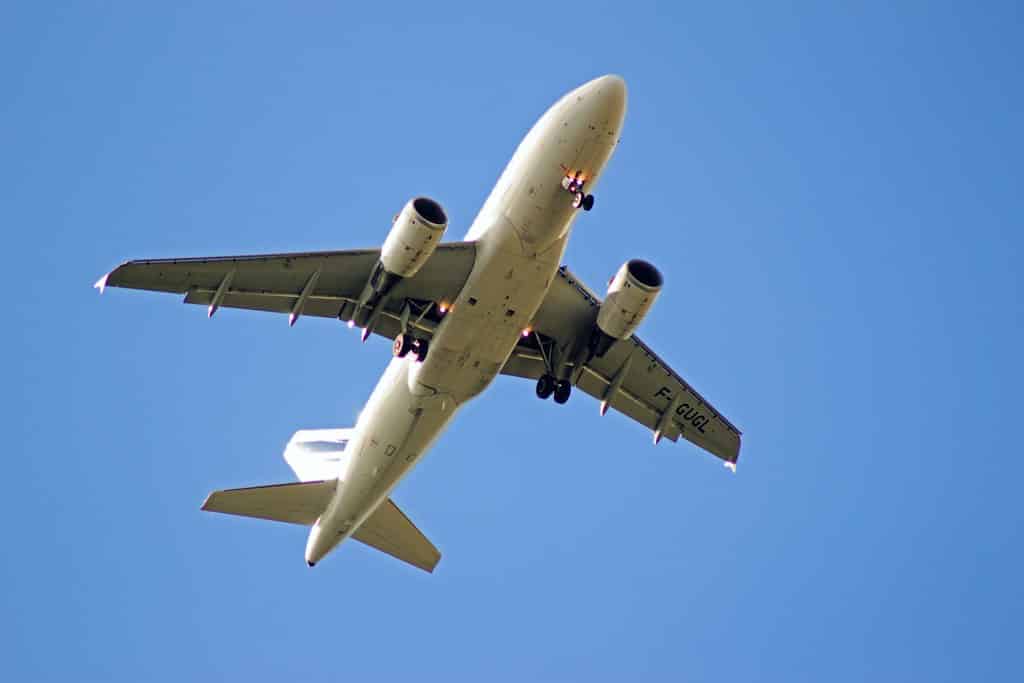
(201, 480, 336, 525)
(353, 499, 441, 573)
(201, 481, 441, 572)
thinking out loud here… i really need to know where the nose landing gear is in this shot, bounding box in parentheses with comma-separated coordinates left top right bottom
(561, 169, 595, 212)
(393, 333, 429, 362)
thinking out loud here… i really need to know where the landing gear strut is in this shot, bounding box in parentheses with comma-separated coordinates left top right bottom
(562, 170, 595, 212)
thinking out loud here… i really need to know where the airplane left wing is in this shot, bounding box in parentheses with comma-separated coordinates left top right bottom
(95, 242, 476, 340)
(502, 266, 742, 465)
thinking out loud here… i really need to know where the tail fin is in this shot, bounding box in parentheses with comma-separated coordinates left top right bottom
(283, 428, 353, 482)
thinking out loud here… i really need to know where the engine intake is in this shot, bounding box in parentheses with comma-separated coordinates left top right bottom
(590, 259, 663, 356)
(380, 197, 448, 278)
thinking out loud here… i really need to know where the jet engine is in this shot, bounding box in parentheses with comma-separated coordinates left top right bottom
(589, 259, 663, 356)
(380, 197, 448, 278)
(346, 196, 448, 334)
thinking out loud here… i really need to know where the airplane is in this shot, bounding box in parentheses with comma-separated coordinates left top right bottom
(95, 75, 742, 573)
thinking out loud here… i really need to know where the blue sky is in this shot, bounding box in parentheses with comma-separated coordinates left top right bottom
(3, 2, 1021, 680)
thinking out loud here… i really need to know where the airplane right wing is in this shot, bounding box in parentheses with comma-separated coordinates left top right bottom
(95, 242, 477, 342)
(502, 266, 742, 465)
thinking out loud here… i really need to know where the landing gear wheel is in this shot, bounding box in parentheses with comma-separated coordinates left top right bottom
(414, 339, 430, 362)
(581, 194, 595, 211)
(393, 333, 414, 358)
(536, 374, 556, 399)
(553, 379, 572, 404)
(572, 191, 585, 209)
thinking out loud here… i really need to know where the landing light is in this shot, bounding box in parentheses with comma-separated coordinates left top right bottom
(522, 327, 532, 337)
(438, 302, 449, 314)
(347, 320, 355, 329)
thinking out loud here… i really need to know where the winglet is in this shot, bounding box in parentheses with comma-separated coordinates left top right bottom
(724, 461, 737, 473)
(93, 272, 110, 294)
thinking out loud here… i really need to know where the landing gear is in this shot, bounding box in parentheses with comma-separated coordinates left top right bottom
(571, 192, 595, 211)
(393, 333, 429, 362)
(392, 333, 414, 358)
(414, 338, 429, 362)
(536, 374, 572, 403)
(536, 374, 556, 399)
(553, 379, 572, 404)
(562, 170, 595, 211)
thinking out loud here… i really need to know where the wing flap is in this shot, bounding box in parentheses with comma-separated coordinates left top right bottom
(201, 480, 337, 525)
(182, 289, 347, 318)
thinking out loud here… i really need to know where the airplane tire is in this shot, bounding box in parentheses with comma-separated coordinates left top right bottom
(393, 334, 414, 358)
(582, 194, 595, 211)
(572, 191, 585, 209)
(536, 374, 556, 399)
(414, 339, 429, 362)
(553, 380, 572, 404)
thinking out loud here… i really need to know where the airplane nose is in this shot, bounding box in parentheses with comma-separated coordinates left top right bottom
(577, 74, 627, 127)
(589, 74, 627, 100)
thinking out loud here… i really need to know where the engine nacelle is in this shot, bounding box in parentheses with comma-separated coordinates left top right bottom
(380, 197, 448, 278)
(592, 259, 663, 354)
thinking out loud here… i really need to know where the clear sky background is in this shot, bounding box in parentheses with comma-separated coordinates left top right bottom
(3, 2, 1021, 681)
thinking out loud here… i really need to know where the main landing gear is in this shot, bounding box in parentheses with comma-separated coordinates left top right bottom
(536, 374, 572, 404)
(561, 170, 595, 211)
(393, 333, 429, 362)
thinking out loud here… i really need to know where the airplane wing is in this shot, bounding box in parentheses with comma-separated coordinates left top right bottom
(502, 266, 742, 465)
(95, 242, 476, 340)
(202, 482, 441, 572)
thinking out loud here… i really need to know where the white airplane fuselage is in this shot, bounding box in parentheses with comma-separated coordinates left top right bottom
(305, 75, 627, 566)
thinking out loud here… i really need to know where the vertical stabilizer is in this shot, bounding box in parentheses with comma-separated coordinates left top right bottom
(283, 428, 353, 482)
